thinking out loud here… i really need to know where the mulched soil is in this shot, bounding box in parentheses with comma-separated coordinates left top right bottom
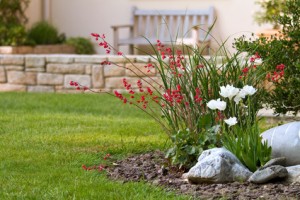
(107, 150, 300, 200)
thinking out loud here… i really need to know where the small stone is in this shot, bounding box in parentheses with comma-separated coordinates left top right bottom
(249, 165, 288, 184)
(262, 157, 286, 169)
(285, 165, 300, 183)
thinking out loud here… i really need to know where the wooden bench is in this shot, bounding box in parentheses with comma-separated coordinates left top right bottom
(111, 6, 215, 55)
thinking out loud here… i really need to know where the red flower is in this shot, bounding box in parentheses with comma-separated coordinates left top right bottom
(242, 67, 249, 74)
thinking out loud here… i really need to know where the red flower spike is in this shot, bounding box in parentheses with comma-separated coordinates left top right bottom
(91, 33, 100, 38)
(117, 51, 123, 55)
(76, 87, 81, 90)
(242, 67, 249, 74)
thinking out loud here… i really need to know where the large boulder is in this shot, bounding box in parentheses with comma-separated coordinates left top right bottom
(261, 122, 300, 166)
(187, 148, 252, 184)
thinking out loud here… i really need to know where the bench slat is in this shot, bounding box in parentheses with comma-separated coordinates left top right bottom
(112, 6, 215, 54)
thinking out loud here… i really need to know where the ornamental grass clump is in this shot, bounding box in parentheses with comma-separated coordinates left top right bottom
(72, 31, 276, 170)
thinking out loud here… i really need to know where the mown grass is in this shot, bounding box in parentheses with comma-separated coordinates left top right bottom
(0, 92, 190, 200)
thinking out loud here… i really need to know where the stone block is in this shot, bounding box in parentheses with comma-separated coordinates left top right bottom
(74, 55, 106, 63)
(0, 66, 6, 83)
(27, 86, 55, 93)
(104, 64, 125, 77)
(92, 65, 104, 88)
(0, 83, 26, 92)
(125, 63, 156, 77)
(25, 67, 45, 72)
(0, 55, 24, 65)
(105, 77, 125, 89)
(25, 55, 46, 68)
(37, 73, 64, 85)
(46, 55, 74, 63)
(5, 65, 24, 71)
(7, 71, 36, 85)
(64, 75, 91, 88)
(106, 55, 136, 63)
(85, 65, 92, 75)
(47, 63, 85, 74)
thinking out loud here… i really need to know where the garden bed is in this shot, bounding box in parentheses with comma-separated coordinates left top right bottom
(108, 150, 300, 199)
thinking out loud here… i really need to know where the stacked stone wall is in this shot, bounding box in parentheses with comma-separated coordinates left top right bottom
(0, 54, 164, 93)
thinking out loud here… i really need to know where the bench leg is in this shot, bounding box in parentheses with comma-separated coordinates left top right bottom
(129, 44, 134, 55)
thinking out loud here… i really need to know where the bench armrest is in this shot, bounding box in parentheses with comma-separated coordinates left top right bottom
(111, 24, 134, 53)
(111, 24, 133, 30)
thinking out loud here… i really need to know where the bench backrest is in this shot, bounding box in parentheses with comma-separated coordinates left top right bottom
(131, 7, 215, 42)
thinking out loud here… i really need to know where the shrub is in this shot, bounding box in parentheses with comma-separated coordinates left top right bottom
(27, 21, 65, 45)
(0, 0, 29, 45)
(254, 0, 286, 29)
(234, 0, 300, 115)
(66, 37, 95, 54)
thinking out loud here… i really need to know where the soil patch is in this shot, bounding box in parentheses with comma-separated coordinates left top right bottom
(107, 150, 300, 199)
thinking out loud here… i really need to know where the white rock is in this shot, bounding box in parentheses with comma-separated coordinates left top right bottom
(261, 122, 300, 166)
(187, 148, 252, 183)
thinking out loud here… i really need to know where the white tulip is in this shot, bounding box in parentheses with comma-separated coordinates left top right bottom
(233, 89, 247, 104)
(207, 98, 227, 111)
(242, 85, 257, 96)
(224, 117, 238, 127)
(219, 85, 239, 100)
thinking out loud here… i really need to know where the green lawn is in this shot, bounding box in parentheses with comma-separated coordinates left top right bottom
(0, 92, 189, 200)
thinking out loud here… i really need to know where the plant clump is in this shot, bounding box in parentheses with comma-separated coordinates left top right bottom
(70, 29, 280, 171)
(27, 21, 66, 45)
(0, 0, 30, 45)
(234, 0, 300, 115)
(66, 37, 96, 54)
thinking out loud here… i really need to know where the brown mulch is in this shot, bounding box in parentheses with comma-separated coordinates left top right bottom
(107, 150, 300, 200)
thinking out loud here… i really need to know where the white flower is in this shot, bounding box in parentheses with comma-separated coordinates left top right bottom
(242, 85, 257, 96)
(224, 117, 238, 127)
(219, 85, 239, 100)
(233, 89, 247, 104)
(207, 98, 227, 111)
(254, 58, 263, 65)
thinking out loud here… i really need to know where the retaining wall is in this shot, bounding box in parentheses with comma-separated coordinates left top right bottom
(0, 54, 172, 93)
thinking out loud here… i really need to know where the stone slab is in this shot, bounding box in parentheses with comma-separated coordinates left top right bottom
(125, 63, 156, 77)
(46, 55, 75, 63)
(0, 83, 26, 92)
(104, 64, 125, 77)
(25, 56, 46, 68)
(64, 75, 91, 88)
(5, 65, 24, 71)
(0, 55, 24, 65)
(7, 71, 36, 85)
(27, 85, 55, 93)
(92, 65, 104, 88)
(37, 73, 64, 85)
(47, 63, 85, 74)
(0, 66, 6, 83)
